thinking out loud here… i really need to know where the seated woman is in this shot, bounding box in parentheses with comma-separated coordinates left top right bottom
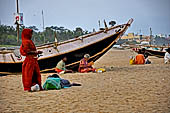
(55, 57, 73, 74)
(78, 54, 96, 73)
(135, 49, 145, 64)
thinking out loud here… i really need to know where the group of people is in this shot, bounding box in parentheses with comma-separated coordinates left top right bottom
(130, 48, 151, 65)
(55, 54, 95, 74)
(20, 28, 96, 92)
(131, 48, 170, 65)
(19, 28, 170, 92)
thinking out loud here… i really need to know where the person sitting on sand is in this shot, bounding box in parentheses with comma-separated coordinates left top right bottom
(78, 54, 96, 73)
(135, 49, 145, 64)
(141, 48, 151, 64)
(55, 57, 73, 74)
(164, 48, 170, 64)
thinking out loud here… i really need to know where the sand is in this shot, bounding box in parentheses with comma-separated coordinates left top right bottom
(0, 49, 170, 113)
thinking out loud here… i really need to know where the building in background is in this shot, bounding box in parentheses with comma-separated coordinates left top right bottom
(121, 33, 150, 43)
(120, 33, 170, 46)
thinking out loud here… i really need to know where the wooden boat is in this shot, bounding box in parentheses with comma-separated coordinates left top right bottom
(0, 19, 133, 74)
(144, 49, 165, 58)
(132, 45, 168, 58)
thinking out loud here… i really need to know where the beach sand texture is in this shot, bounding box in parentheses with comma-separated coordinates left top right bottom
(0, 49, 170, 113)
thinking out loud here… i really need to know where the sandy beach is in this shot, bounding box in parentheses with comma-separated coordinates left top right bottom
(0, 49, 170, 113)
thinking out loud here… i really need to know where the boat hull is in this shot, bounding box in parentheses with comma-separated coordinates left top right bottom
(133, 48, 165, 58)
(145, 49, 165, 58)
(0, 33, 119, 73)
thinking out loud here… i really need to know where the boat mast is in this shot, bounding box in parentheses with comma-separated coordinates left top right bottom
(16, 0, 19, 42)
(98, 20, 101, 28)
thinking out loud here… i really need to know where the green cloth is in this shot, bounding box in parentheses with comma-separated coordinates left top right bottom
(56, 60, 66, 71)
(43, 78, 61, 90)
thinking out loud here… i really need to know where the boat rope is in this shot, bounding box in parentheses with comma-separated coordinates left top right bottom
(10, 54, 16, 62)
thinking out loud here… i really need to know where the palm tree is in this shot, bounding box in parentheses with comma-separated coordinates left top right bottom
(109, 21, 116, 27)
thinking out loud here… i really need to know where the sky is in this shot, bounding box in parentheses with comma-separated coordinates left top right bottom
(0, 0, 170, 35)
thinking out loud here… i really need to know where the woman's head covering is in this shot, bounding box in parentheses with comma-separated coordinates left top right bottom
(84, 54, 90, 59)
(21, 29, 33, 40)
(20, 29, 35, 56)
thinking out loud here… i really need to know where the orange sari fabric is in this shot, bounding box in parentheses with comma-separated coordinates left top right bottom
(55, 68, 64, 73)
(20, 29, 42, 91)
(78, 58, 95, 73)
(135, 54, 145, 64)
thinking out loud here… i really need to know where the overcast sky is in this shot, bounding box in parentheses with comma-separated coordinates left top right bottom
(0, 0, 170, 35)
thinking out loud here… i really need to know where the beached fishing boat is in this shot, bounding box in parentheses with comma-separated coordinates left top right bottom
(0, 19, 133, 74)
(145, 49, 165, 58)
(133, 45, 168, 58)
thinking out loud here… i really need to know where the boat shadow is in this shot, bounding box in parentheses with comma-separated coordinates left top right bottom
(0, 73, 9, 77)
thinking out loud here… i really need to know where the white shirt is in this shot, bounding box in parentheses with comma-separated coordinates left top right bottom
(164, 52, 170, 64)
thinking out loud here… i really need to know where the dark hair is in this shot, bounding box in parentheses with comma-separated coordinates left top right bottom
(138, 49, 142, 54)
(141, 48, 146, 52)
(166, 48, 170, 53)
(62, 56, 67, 59)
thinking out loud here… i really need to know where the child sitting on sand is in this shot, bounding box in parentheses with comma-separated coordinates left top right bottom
(55, 57, 73, 74)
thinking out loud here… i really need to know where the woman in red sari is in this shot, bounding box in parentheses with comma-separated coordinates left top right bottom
(78, 54, 96, 73)
(20, 29, 43, 91)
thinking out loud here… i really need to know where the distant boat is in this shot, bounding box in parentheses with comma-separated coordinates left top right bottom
(140, 41, 149, 45)
(0, 19, 133, 74)
(112, 45, 124, 50)
(144, 49, 165, 58)
(133, 45, 168, 58)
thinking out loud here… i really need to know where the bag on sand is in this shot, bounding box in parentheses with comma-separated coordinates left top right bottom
(43, 77, 61, 90)
(60, 79, 71, 88)
(47, 74, 71, 88)
(96, 68, 106, 73)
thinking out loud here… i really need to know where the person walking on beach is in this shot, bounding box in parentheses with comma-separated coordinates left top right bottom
(20, 29, 43, 91)
(164, 48, 170, 64)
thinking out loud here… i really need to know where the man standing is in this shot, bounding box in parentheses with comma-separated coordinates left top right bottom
(164, 48, 170, 64)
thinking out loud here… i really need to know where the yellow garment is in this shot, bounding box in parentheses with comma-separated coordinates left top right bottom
(129, 59, 135, 65)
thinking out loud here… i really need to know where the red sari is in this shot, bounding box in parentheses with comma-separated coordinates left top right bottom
(20, 29, 42, 91)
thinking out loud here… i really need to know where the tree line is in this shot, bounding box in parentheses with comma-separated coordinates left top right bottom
(0, 25, 89, 46)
